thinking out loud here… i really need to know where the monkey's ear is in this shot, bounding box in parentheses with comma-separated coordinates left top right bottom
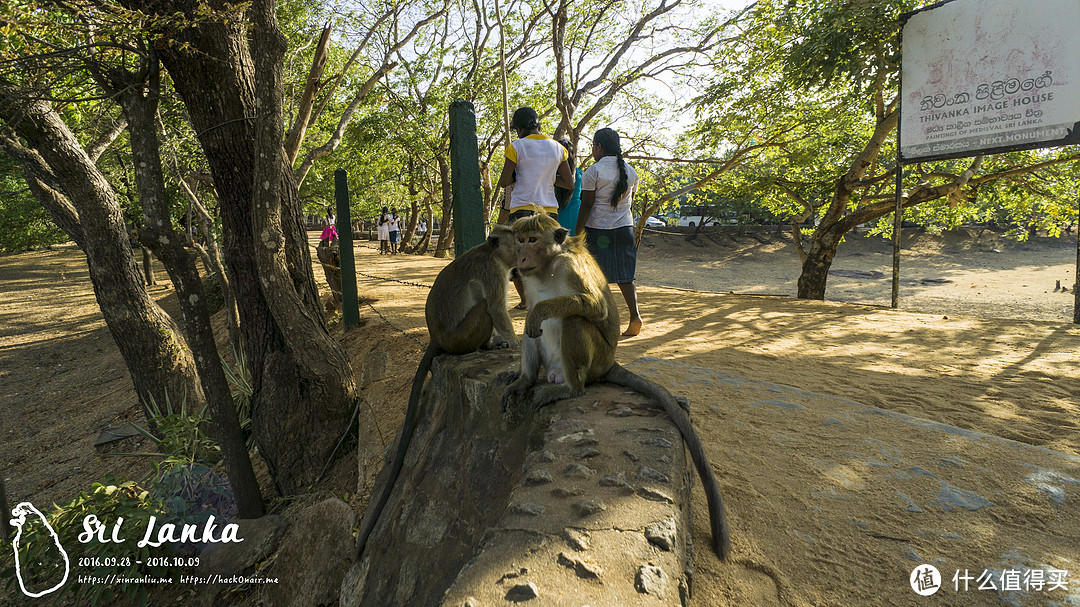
(553, 227, 569, 244)
(488, 234, 501, 249)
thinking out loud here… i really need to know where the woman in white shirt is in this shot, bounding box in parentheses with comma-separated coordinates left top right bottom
(575, 127, 642, 336)
(388, 209, 401, 255)
(498, 106, 575, 308)
(497, 107, 575, 221)
(377, 206, 390, 254)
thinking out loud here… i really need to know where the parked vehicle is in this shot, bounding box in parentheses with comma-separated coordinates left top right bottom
(675, 204, 730, 227)
(636, 215, 666, 227)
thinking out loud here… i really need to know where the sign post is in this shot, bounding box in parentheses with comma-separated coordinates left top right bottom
(335, 169, 360, 328)
(449, 99, 486, 256)
(896, 0, 1080, 319)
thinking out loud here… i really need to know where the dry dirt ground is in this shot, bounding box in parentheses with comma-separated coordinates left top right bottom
(2, 227, 1078, 606)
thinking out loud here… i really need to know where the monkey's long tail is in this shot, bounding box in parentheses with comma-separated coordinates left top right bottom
(606, 363, 732, 560)
(354, 345, 437, 560)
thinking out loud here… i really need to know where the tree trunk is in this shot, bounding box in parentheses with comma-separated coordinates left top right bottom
(796, 223, 844, 299)
(115, 73, 264, 517)
(158, 125, 245, 358)
(141, 245, 156, 285)
(434, 156, 454, 258)
(413, 201, 435, 255)
(0, 137, 86, 249)
(0, 87, 203, 418)
(795, 108, 898, 300)
(401, 199, 419, 249)
(120, 0, 358, 494)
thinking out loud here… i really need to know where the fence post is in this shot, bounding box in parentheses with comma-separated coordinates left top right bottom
(449, 99, 485, 255)
(336, 168, 360, 328)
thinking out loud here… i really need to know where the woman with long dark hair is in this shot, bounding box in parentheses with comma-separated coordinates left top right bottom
(576, 127, 642, 336)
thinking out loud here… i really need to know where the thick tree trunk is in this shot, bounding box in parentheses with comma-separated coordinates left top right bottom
(141, 245, 156, 285)
(796, 224, 844, 300)
(796, 108, 898, 300)
(117, 0, 358, 494)
(0, 136, 86, 249)
(413, 202, 435, 255)
(400, 199, 419, 248)
(116, 75, 264, 517)
(29, 174, 86, 249)
(0, 87, 203, 416)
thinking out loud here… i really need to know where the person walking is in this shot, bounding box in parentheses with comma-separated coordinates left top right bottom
(416, 218, 427, 244)
(497, 106, 575, 308)
(555, 139, 583, 236)
(388, 209, 401, 255)
(319, 205, 337, 247)
(377, 206, 390, 254)
(575, 127, 642, 336)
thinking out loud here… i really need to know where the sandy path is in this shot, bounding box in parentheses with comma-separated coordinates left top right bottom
(2, 228, 1078, 606)
(635, 227, 1078, 322)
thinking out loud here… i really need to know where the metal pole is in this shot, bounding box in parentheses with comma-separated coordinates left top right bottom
(335, 169, 360, 328)
(1074, 195, 1079, 323)
(892, 165, 903, 309)
(449, 99, 485, 255)
(893, 23, 904, 310)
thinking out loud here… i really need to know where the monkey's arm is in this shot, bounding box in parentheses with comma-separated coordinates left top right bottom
(555, 159, 574, 189)
(502, 337, 541, 408)
(524, 293, 607, 338)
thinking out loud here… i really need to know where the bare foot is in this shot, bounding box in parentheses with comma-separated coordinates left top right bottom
(622, 317, 643, 337)
(514, 301, 528, 310)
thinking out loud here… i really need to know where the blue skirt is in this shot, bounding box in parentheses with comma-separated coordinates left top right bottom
(586, 226, 636, 283)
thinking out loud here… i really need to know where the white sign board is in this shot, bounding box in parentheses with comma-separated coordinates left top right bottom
(900, 0, 1080, 162)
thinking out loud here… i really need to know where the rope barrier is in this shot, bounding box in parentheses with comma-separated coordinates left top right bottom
(310, 241, 430, 346)
(360, 300, 428, 348)
(355, 270, 433, 290)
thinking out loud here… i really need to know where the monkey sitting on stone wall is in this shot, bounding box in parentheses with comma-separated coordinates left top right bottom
(355, 225, 518, 559)
(502, 212, 732, 559)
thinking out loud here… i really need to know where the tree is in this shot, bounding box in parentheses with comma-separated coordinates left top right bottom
(0, 155, 67, 252)
(0, 82, 207, 444)
(548, 0, 745, 155)
(103, 0, 360, 495)
(722, 0, 1080, 299)
(287, 1, 448, 187)
(0, 11, 264, 513)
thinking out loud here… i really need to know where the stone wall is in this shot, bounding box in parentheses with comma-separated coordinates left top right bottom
(341, 350, 695, 607)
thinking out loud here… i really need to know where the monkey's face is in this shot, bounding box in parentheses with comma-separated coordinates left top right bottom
(515, 227, 567, 277)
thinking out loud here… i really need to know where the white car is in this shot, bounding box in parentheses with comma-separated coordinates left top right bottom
(637, 216, 666, 227)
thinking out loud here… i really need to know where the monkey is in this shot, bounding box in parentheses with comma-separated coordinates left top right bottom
(355, 224, 518, 559)
(502, 213, 732, 560)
